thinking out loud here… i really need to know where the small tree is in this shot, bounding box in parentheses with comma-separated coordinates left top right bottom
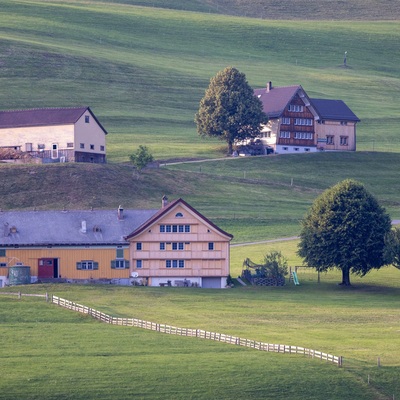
(129, 145, 154, 171)
(384, 227, 400, 270)
(298, 179, 391, 286)
(195, 66, 267, 155)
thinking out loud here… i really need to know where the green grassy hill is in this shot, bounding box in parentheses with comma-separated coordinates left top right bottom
(0, 0, 399, 162)
(1, 274, 399, 399)
(2, 151, 399, 243)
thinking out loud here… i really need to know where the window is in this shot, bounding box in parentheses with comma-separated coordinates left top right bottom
(178, 242, 184, 250)
(0, 249, 5, 257)
(340, 121, 348, 125)
(160, 242, 165, 250)
(288, 104, 304, 112)
(0, 262, 7, 267)
(172, 260, 178, 268)
(77, 261, 98, 270)
(326, 136, 334, 145)
(100, 145, 105, 151)
(80, 143, 85, 149)
(283, 147, 288, 151)
(160, 224, 190, 233)
(116, 248, 124, 259)
(208, 242, 214, 250)
(305, 148, 310, 152)
(85, 115, 90, 123)
(67, 142, 74, 148)
(136, 243, 142, 251)
(37, 144, 45, 150)
(279, 131, 290, 139)
(166, 260, 184, 268)
(172, 243, 178, 250)
(178, 260, 185, 268)
(136, 260, 142, 269)
(175, 212, 183, 218)
(294, 148, 299, 151)
(90, 144, 95, 150)
(340, 136, 349, 146)
(262, 131, 271, 138)
(281, 117, 290, 125)
(294, 118, 312, 126)
(111, 259, 129, 269)
(166, 260, 171, 268)
(294, 132, 313, 140)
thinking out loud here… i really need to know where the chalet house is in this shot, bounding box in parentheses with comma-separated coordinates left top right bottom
(0, 198, 233, 289)
(0, 107, 107, 163)
(254, 82, 360, 153)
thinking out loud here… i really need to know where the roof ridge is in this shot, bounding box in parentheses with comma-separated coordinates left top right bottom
(0, 106, 88, 113)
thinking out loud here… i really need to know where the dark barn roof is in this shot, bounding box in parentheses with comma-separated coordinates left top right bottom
(310, 99, 360, 122)
(0, 107, 108, 134)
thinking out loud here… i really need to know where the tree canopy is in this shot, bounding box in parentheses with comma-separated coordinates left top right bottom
(129, 145, 154, 171)
(384, 226, 400, 270)
(298, 179, 391, 286)
(195, 66, 267, 154)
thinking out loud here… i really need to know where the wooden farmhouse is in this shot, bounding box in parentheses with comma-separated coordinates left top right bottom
(254, 82, 360, 154)
(0, 107, 107, 163)
(0, 198, 233, 289)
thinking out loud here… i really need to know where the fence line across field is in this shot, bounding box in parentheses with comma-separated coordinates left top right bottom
(0, 291, 49, 300)
(52, 295, 343, 367)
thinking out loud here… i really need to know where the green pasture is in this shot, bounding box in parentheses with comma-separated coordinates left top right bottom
(1, 262, 399, 400)
(1, 151, 400, 244)
(0, 1, 399, 161)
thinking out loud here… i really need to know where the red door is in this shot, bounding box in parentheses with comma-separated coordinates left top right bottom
(38, 258, 54, 279)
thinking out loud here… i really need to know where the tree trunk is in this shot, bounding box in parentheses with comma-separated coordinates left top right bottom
(228, 141, 233, 155)
(340, 267, 351, 286)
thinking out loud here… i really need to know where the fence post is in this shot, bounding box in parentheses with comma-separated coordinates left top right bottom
(18, 291, 21, 299)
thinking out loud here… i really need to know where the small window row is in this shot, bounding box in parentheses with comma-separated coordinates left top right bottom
(160, 224, 190, 233)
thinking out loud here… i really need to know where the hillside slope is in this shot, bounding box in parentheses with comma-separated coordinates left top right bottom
(108, 0, 400, 20)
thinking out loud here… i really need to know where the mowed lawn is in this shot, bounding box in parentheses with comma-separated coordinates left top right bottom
(1, 261, 399, 400)
(0, 1, 399, 161)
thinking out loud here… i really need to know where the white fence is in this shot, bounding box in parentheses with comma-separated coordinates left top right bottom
(52, 295, 343, 367)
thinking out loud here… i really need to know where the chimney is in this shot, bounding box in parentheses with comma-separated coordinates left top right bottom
(80, 220, 87, 234)
(266, 81, 272, 92)
(162, 195, 168, 208)
(118, 205, 124, 220)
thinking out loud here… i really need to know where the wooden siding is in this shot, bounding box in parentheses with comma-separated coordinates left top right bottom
(128, 204, 231, 281)
(0, 246, 130, 279)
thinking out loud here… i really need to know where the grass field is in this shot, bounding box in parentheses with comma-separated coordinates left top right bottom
(1, 263, 399, 399)
(1, 2, 400, 399)
(0, 1, 399, 161)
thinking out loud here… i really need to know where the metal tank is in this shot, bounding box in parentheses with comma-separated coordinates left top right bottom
(8, 265, 31, 285)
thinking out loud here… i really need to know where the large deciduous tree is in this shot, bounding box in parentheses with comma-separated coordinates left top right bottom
(383, 227, 400, 270)
(195, 67, 267, 154)
(298, 179, 391, 286)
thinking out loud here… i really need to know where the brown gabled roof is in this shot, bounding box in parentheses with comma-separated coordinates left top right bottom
(0, 106, 108, 134)
(254, 85, 301, 118)
(125, 198, 233, 240)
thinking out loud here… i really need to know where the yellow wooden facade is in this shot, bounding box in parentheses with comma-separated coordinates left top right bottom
(127, 201, 233, 288)
(0, 245, 130, 282)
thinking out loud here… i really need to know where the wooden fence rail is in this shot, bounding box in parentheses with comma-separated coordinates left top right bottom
(0, 291, 49, 300)
(52, 295, 343, 367)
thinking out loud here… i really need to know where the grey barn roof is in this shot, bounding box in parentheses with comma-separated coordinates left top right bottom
(0, 106, 108, 134)
(310, 99, 360, 122)
(0, 209, 158, 246)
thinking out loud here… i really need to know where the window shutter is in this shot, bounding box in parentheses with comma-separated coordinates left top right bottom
(111, 260, 116, 269)
(125, 260, 130, 269)
(93, 262, 99, 270)
(76, 262, 82, 270)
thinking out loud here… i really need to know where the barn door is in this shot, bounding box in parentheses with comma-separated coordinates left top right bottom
(38, 258, 54, 278)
